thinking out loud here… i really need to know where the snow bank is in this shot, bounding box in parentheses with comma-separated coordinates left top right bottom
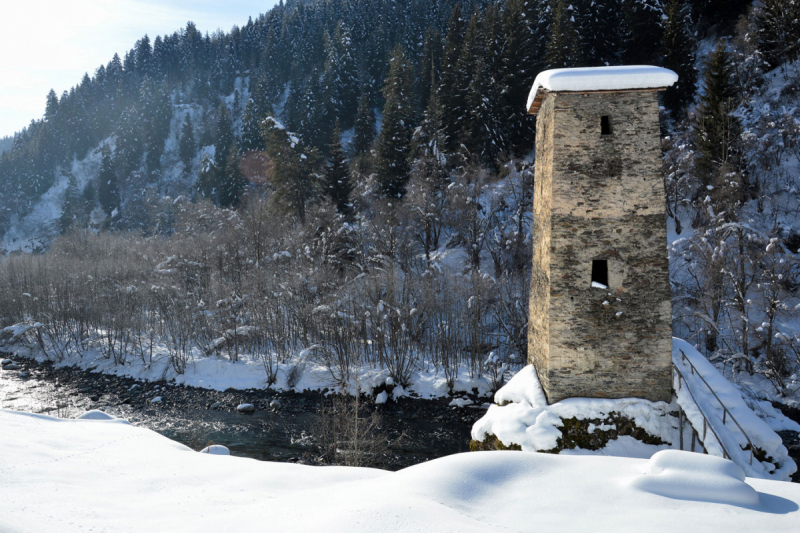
(472, 363, 675, 453)
(629, 450, 759, 506)
(673, 338, 796, 481)
(1, 409, 798, 533)
(77, 410, 118, 421)
(527, 65, 678, 113)
(200, 445, 231, 455)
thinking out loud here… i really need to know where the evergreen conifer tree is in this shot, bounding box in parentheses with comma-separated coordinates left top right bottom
(97, 145, 120, 216)
(545, 1, 583, 69)
(326, 122, 352, 215)
(240, 99, 266, 152)
(59, 175, 80, 233)
(214, 102, 235, 169)
(693, 41, 739, 190)
(661, 0, 697, 119)
(179, 114, 196, 171)
(262, 117, 323, 223)
(352, 93, 375, 155)
(375, 45, 415, 198)
(219, 143, 246, 208)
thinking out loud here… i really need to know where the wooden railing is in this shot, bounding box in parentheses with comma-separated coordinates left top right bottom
(673, 349, 756, 466)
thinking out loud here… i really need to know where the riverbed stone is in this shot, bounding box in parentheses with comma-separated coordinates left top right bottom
(237, 403, 255, 413)
(3, 363, 20, 370)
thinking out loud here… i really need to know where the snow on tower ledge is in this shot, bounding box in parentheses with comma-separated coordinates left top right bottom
(526, 65, 678, 115)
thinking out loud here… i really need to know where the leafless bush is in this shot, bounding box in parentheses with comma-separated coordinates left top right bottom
(313, 392, 393, 467)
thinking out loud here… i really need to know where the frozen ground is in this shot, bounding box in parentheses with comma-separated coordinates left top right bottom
(0, 409, 798, 532)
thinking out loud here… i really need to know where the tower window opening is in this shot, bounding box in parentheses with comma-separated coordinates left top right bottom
(591, 260, 609, 289)
(601, 115, 612, 135)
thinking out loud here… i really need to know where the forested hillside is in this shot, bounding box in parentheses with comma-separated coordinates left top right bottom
(1, 0, 799, 399)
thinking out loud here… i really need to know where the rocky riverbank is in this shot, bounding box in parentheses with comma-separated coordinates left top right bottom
(0, 354, 489, 470)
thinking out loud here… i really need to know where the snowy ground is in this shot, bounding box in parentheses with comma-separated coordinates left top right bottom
(1, 409, 798, 532)
(7, 331, 498, 402)
(472, 338, 800, 481)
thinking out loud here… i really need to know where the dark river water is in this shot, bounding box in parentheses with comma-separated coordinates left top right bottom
(0, 356, 488, 470)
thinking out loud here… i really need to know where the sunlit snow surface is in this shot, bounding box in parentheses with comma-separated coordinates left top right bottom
(473, 338, 798, 481)
(526, 65, 678, 112)
(0, 409, 798, 532)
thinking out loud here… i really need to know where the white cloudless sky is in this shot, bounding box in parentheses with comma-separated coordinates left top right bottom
(0, 0, 279, 138)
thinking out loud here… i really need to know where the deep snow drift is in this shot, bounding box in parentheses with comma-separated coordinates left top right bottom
(0, 409, 798, 532)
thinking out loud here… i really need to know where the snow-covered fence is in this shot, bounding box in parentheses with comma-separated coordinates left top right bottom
(672, 339, 796, 480)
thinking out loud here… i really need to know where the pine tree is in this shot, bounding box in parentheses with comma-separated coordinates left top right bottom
(622, 0, 665, 65)
(575, 0, 626, 66)
(45, 89, 59, 121)
(179, 113, 196, 171)
(545, 0, 583, 69)
(240, 99, 266, 152)
(693, 41, 739, 191)
(262, 117, 322, 223)
(661, 0, 697, 119)
(375, 45, 415, 198)
(219, 143, 246, 208)
(326, 122, 352, 215)
(322, 21, 359, 128)
(59, 175, 80, 233)
(352, 93, 375, 155)
(214, 102, 234, 169)
(97, 145, 120, 216)
(439, 4, 466, 151)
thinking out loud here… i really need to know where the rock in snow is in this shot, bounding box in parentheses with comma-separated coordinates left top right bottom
(199, 445, 231, 456)
(449, 398, 474, 408)
(1, 359, 12, 366)
(2, 363, 20, 371)
(236, 403, 255, 413)
(374, 391, 389, 404)
(150, 396, 162, 404)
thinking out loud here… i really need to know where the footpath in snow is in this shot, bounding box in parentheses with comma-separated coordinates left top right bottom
(0, 409, 798, 532)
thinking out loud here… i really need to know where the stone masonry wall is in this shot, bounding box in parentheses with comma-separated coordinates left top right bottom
(528, 90, 673, 403)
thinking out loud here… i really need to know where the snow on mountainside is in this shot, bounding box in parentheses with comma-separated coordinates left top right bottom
(1, 408, 799, 533)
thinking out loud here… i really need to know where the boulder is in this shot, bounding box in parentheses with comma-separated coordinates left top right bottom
(236, 403, 255, 413)
(3, 363, 20, 371)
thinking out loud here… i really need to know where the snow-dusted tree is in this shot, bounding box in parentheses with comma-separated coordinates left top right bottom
(375, 45, 415, 198)
(219, 143, 246, 208)
(322, 21, 359, 128)
(545, 0, 583, 69)
(756, 0, 800, 68)
(693, 41, 740, 199)
(325, 121, 352, 215)
(661, 0, 697, 119)
(59, 175, 81, 233)
(179, 114, 196, 172)
(97, 145, 120, 216)
(240, 99, 266, 153)
(352, 93, 374, 155)
(262, 117, 323, 223)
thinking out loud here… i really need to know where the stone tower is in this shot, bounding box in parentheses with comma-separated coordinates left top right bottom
(526, 66, 678, 403)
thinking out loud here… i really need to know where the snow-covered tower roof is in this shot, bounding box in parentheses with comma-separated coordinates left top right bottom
(526, 65, 678, 115)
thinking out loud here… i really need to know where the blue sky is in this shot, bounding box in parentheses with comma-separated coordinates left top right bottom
(0, 0, 278, 138)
